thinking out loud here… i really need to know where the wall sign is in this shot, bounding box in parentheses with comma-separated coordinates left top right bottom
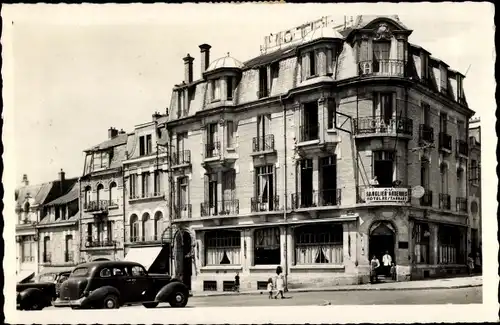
(364, 188, 409, 203)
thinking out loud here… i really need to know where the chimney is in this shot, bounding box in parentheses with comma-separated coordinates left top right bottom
(108, 127, 118, 139)
(22, 174, 29, 186)
(199, 44, 211, 75)
(119, 129, 126, 134)
(58, 169, 65, 194)
(183, 54, 194, 84)
(152, 111, 162, 120)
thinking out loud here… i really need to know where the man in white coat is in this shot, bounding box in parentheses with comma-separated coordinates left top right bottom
(382, 251, 392, 277)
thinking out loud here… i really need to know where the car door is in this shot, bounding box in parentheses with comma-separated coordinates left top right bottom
(128, 265, 152, 302)
(110, 266, 135, 304)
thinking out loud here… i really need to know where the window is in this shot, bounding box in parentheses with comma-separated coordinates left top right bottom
(109, 182, 118, 205)
(470, 160, 479, 185)
(87, 223, 93, 243)
(440, 113, 448, 134)
(96, 222, 105, 242)
(130, 214, 139, 242)
(457, 168, 465, 199)
(320, 156, 338, 206)
(21, 235, 36, 262)
(176, 132, 187, 155)
(55, 207, 61, 220)
(301, 101, 319, 142)
(298, 159, 314, 208)
(420, 161, 429, 189)
(177, 90, 184, 117)
(257, 114, 271, 139)
(205, 230, 241, 265)
(146, 134, 152, 154)
(65, 235, 73, 262)
(438, 226, 462, 264)
(207, 174, 218, 209)
(129, 174, 137, 198)
(43, 236, 50, 262)
(84, 186, 91, 206)
(93, 151, 109, 170)
(440, 163, 448, 194)
(373, 41, 390, 73)
(112, 267, 127, 276)
(131, 265, 146, 276)
(270, 62, 279, 91)
(154, 171, 161, 194)
(222, 169, 236, 203)
(100, 268, 112, 278)
(227, 76, 234, 100)
(457, 120, 465, 140)
(440, 67, 447, 92)
(61, 206, 67, 220)
(206, 123, 218, 158)
(154, 211, 163, 240)
(422, 103, 431, 125)
(258, 67, 268, 98)
(211, 78, 221, 101)
(295, 225, 343, 264)
(373, 151, 396, 187)
(71, 267, 89, 277)
(106, 221, 113, 242)
(142, 172, 150, 197)
(139, 135, 153, 156)
(414, 223, 430, 264)
(226, 121, 235, 149)
(374, 93, 394, 125)
(142, 213, 152, 241)
(327, 99, 335, 130)
(309, 51, 317, 77)
(96, 184, 104, 203)
(255, 166, 275, 210)
(177, 176, 189, 211)
(254, 227, 281, 265)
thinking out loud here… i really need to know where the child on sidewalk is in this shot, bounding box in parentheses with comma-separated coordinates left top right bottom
(267, 277, 274, 299)
(390, 262, 397, 280)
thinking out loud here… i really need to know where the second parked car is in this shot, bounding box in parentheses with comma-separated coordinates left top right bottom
(54, 261, 189, 309)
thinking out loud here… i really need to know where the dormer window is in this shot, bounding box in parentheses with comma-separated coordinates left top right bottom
(258, 67, 268, 98)
(139, 134, 153, 156)
(226, 76, 234, 101)
(93, 151, 110, 169)
(373, 41, 390, 74)
(440, 67, 447, 93)
(308, 51, 317, 77)
(177, 90, 185, 118)
(211, 78, 221, 102)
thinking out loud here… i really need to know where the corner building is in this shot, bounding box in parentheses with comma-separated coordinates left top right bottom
(166, 15, 476, 292)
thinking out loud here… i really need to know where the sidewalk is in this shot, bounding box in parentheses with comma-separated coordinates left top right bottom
(192, 275, 482, 297)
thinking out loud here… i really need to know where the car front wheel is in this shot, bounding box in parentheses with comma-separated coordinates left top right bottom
(169, 291, 188, 308)
(102, 294, 119, 309)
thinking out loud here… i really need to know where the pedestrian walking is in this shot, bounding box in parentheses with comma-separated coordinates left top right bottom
(390, 262, 397, 281)
(234, 272, 240, 292)
(467, 254, 475, 275)
(266, 277, 274, 299)
(474, 252, 482, 274)
(370, 255, 380, 284)
(274, 266, 285, 299)
(382, 251, 392, 277)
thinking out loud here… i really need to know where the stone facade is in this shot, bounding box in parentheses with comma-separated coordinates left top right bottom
(165, 15, 477, 293)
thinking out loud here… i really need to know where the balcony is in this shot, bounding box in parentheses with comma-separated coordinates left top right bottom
(419, 124, 434, 144)
(299, 124, 319, 143)
(204, 142, 221, 159)
(42, 253, 52, 264)
(64, 251, 74, 263)
(419, 190, 433, 207)
(251, 196, 280, 213)
(130, 235, 160, 243)
(356, 186, 411, 204)
(129, 192, 164, 202)
(84, 200, 109, 214)
(201, 200, 239, 217)
(438, 193, 451, 210)
(290, 189, 342, 209)
(439, 132, 452, 152)
(252, 134, 275, 153)
(171, 150, 191, 167)
(174, 204, 192, 219)
(354, 117, 413, 138)
(22, 256, 35, 263)
(456, 197, 468, 213)
(358, 60, 406, 77)
(456, 140, 468, 157)
(84, 240, 116, 249)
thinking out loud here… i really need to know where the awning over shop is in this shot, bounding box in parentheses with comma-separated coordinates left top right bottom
(124, 247, 163, 272)
(17, 271, 35, 283)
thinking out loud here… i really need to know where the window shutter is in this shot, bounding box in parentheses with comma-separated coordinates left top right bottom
(360, 41, 369, 62)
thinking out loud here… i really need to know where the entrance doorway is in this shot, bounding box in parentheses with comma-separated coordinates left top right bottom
(175, 230, 193, 290)
(369, 222, 396, 279)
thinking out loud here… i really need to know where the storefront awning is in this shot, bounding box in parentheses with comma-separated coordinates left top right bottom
(124, 247, 163, 271)
(17, 271, 35, 283)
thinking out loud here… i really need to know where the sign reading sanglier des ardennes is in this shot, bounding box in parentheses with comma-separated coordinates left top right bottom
(364, 188, 409, 203)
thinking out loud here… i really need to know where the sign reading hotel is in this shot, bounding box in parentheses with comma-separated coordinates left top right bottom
(364, 188, 409, 203)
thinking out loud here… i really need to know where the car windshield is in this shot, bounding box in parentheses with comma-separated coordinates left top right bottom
(71, 267, 90, 277)
(38, 274, 56, 282)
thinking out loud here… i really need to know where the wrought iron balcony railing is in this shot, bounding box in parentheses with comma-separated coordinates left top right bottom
(205, 142, 221, 159)
(85, 240, 116, 248)
(174, 203, 192, 219)
(251, 196, 280, 212)
(420, 190, 433, 207)
(456, 140, 468, 157)
(419, 124, 434, 143)
(130, 192, 164, 200)
(299, 124, 319, 142)
(439, 132, 452, 151)
(456, 197, 468, 213)
(354, 117, 413, 136)
(358, 59, 406, 77)
(172, 150, 191, 165)
(252, 134, 275, 152)
(84, 200, 109, 212)
(200, 200, 239, 217)
(290, 189, 342, 209)
(439, 193, 451, 210)
(64, 251, 74, 263)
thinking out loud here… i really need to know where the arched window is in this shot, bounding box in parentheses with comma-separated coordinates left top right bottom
(130, 214, 139, 242)
(109, 182, 118, 206)
(294, 224, 343, 265)
(154, 211, 163, 241)
(142, 213, 152, 241)
(254, 227, 281, 265)
(205, 230, 241, 265)
(96, 184, 104, 204)
(23, 201, 30, 213)
(84, 186, 91, 209)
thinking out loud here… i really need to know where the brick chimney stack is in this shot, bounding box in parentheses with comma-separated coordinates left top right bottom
(183, 54, 194, 84)
(58, 169, 65, 194)
(199, 44, 211, 76)
(22, 174, 29, 187)
(108, 127, 118, 139)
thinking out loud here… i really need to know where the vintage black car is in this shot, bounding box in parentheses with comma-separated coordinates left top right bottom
(17, 270, 72, 310)
(54, 261, 189, 309)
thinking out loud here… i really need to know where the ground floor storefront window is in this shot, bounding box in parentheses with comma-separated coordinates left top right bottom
(205, 230, 241, 265)
(254, 227, 281, 265)
(294, 224, 343, 264)
(438, 225, 463, 264)
(414, 223, 430, 264)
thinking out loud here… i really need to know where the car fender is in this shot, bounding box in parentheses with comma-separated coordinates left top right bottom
(155, 282, 188, 302)
(86, 286, 121, 304)
(18, 288, 48, 308)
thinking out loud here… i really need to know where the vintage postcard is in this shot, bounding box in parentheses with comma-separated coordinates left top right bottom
(2, 2, 498, 323)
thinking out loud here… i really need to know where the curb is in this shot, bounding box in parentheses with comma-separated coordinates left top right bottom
(191, 283, 482, 298)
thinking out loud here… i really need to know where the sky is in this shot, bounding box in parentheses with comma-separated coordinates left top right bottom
(3, 3, 496, 185)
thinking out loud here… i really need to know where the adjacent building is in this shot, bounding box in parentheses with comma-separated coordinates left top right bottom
(165, 15, 476, 292)
(468, 117, 481, 257)
(79, 128, 128, 262)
